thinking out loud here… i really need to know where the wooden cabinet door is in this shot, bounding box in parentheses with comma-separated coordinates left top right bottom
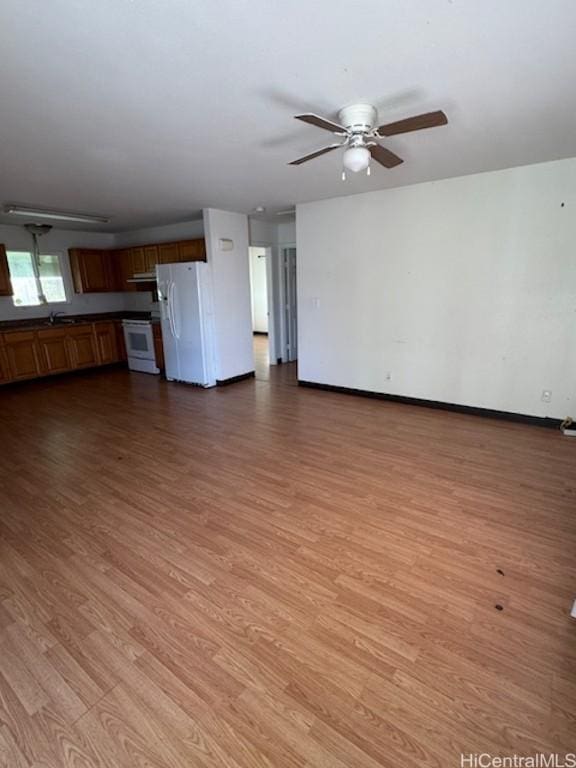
(179, 239, 206, 262)
(115, 321, 127, 362)
(3, 331, 42, 380)
(37, 328, 73, 374)
(144, 246, 158, 273)
(69, 249, 116, 293)
(94, 322, 119, 365)
(114, 249, 135, 292)
(0, 345, 13, 384)
(158, 243, 180, 264)
(67, 326, 99, 368)
(0, 244, 13, 297)
(131, 247, 147, 274)
(152, 323, 164, 371)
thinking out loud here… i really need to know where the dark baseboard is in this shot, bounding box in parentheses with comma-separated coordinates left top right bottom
(253, 331, 268, 336)
(217, 371, 255, 386)
(298, 380, 561, 429)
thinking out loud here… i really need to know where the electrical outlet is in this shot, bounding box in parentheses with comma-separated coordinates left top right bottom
(384, 372, 392, 381)
(541, 390, 552, 403)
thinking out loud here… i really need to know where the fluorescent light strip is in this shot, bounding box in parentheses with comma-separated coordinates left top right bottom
(4, 205, 110, 224)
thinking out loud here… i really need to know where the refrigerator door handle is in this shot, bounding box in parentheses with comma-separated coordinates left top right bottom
(172, 281, 181, 339)
(168, 282, 176, 338)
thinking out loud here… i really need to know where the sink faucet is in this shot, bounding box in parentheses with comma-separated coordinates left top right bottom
(49, 311, 66, 325)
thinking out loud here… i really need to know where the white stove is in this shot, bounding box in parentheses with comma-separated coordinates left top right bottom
(122, 319, 160, 375)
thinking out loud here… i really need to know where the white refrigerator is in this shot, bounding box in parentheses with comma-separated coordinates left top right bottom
(156, 262, 216, 387)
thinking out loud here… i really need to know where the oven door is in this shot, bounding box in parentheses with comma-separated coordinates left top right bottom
(123, 323, 154, 360)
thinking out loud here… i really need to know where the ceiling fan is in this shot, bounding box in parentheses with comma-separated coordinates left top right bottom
(289, 103, 447, 178)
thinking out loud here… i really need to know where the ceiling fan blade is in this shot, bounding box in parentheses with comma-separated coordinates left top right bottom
(294, 113, 347, 133)
(289, 145, 341, 165)
(377, 110, 448, 137)
(369, 144, 403, 168)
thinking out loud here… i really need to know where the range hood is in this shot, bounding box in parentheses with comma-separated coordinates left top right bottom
(127, 272, 156, 283)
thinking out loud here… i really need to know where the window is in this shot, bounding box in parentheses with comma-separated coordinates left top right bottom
(7, 251, 68, 307)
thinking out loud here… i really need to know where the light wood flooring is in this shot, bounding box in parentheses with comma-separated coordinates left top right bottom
(0, 337, 575, 767)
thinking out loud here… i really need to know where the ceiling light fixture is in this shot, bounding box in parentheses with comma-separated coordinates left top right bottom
(4, 205, 110, 224)
(342, 146, 371, 173)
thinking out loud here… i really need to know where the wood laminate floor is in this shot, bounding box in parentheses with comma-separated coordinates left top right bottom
(0, 338, 575, 767)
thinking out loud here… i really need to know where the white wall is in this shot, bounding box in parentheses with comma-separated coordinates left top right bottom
(0, 224, 125, 320)
(277, 219, 296, 245)
(297, 158, 576, 420)
(249, 247, 268, 332)
(114, 218, 204, 247)
(203, 208, 254, 381)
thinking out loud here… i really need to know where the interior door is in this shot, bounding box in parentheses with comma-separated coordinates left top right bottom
(282, 247, 298, 362)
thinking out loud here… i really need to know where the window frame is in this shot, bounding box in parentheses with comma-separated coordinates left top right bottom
(6, 249, 71, 309)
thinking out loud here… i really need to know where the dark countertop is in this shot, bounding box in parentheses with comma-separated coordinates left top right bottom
(0, 311, 154, 333)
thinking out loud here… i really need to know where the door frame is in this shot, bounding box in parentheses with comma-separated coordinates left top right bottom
(280, 245, 297, 363)
(250, 241, 279, 365)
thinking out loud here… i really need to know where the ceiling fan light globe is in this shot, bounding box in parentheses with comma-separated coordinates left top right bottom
(343, 146, 370, 173)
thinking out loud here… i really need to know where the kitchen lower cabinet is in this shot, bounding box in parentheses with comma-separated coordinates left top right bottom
(37, 328, 73, 374)
(94, 322, 120, 365)
(115, 322, 127, 362)
(66, 326, 100, 369)
(3, 331, 43, 381)
(0, 319, 130, 386)
(0, 346, 12, 384)
(152, 323, 164, 371)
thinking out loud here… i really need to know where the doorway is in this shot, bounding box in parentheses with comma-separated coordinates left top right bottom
(248, 244, 297, 380)
(249, 246, 270, 378)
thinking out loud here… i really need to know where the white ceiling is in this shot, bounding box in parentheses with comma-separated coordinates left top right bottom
(1, 0, 575, 231)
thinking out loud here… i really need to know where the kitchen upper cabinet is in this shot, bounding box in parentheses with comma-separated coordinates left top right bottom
(0, 244, 13, 297)
(67, 325, 99, 368)
(131, 247, 147, 274)
(157, 242, 180, 264)
(179, 239, 206, 262)
(68, 239, 206, 291)
(36, 328, 72, 374)
(94, 322, 120, 365)
(3, 331, 42, 381)
(144, 246, 158, 272)
(69, 249, 118, 293)
(115, 249, 135, 292)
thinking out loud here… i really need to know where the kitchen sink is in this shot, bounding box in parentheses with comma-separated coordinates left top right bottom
(41, 317, 80, 326)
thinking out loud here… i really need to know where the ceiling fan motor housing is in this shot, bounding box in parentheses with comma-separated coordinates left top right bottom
(337, 103, 377, 134)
